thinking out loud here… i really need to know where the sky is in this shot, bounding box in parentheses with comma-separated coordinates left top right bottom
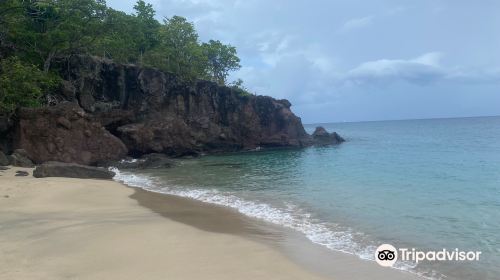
(107, 0, 500, 123)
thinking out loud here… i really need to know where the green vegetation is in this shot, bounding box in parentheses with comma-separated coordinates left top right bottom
(1, 0, 108, 72)
(143, 16, 208, 81)
(0, 57, 60, 112)
(0, 0, 245, 112)
(202, 40, 241, 85)
(229, 79, 252, 97)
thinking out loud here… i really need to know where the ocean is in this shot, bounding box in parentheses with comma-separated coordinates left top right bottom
(114, 116, 500, 280)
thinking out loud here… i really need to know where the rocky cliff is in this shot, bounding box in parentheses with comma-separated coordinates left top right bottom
(5, 55, 319, 164)
(15, 103, 127, 165)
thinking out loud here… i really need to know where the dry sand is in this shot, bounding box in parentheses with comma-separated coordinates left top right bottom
(0, 167, 421, 280)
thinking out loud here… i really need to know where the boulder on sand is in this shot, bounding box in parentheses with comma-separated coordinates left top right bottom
(33, 162, 115, 179)
(0, 151, 9, 166)
(15, 170, 29, 177)
(8, 149, 34, 167)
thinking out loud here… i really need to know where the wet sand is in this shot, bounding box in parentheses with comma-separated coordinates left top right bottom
(131, 184, 422, 280)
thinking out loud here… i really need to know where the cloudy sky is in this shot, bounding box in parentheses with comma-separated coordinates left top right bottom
(107, 0, 500, 123)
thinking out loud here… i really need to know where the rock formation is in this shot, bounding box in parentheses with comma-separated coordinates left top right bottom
(8, 149, 34, 167)
(52, 56, 313, 155)
(2, 55, 344, 165)
(15, 170, 29, 176)
(33, 162, 115, 179)
(14, 103, 127, 165)
(312, 126, 345, 145)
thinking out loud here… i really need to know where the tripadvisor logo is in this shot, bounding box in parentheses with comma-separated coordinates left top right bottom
(375, 244, 481, 267)
(376, 244, 398, 267)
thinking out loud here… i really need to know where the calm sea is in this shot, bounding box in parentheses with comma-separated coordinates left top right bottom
(114, 116, 500, 280)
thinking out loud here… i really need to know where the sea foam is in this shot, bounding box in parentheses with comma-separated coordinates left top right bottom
(112, 167, 432, 279)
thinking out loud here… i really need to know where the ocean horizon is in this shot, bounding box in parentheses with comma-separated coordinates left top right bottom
(114, 115, 500, 280)
(306, 114, 500, 125)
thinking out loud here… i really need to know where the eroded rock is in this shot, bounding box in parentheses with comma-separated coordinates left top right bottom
(33, 162, 115, 179)
(312, 126, 345, 145)
(53, 56, 313, 156)
(15, 170, 29, 177)
(15, 102, 127, 165)
(8, 149, 34, 167)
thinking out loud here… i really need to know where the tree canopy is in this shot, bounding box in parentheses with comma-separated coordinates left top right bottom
(0, 56, 59, 112)
(1, 0, 108, 72)
(0, 0, 244, 112)
(202, 40, 241, 85)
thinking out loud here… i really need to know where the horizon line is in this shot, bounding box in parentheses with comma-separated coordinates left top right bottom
(305, 114, 500, 125)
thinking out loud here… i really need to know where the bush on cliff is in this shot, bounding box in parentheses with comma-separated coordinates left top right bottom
(229, 79, 253, 97)
(0, 57, 59, 113)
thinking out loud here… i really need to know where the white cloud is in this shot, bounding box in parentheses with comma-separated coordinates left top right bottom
(412, 52, 442, 66)
(345, 52, 445, 85)
(107, 0, 500, 121)
(343, 52, 500, 86)
(339, 16, 374, 32)
(231, 44, 338, 104)
(445, 67, 500, 84)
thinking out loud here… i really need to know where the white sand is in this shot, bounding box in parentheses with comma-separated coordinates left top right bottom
(0, 167, 328, 280)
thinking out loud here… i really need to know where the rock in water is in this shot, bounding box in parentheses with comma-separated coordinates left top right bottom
(0, 151, 9, 166)
(312, 126, 345, 145)
(8, 149, 34, 167)
(33, 162, 115, 179)
(105, 153, 175, 169)
(15, 102, 128, 165)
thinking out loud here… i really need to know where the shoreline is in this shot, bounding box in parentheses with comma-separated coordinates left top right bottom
(128, 175, 422, 280)
(0, 166, 420, 279)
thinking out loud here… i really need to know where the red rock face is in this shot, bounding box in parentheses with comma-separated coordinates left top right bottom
(50, 55, 313, 157)
(5, 56, 344, 165)
(14, 103, 127, 165)
(8, 56, 345, 164)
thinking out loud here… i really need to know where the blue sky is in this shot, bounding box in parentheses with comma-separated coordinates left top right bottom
(107, 0, 500, 123)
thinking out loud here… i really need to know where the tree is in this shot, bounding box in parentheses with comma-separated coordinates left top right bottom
(202, 40, 240, 85)
(133, 0, 160, 64)
(0, 0, 243, 89)
(134, 0, 156, 23)
(145, 16, 207, 81)
(94, 8, 143, 63)
(0, 56, 59, 113)
(92, 1, 160, 64)
(0, 0, 247, 115)
(1, 0, 108, 72)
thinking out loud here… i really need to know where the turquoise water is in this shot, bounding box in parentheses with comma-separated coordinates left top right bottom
(115, 116, 500, 280)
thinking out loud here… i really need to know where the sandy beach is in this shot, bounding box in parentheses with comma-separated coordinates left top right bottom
(0, 167, 420, 280)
